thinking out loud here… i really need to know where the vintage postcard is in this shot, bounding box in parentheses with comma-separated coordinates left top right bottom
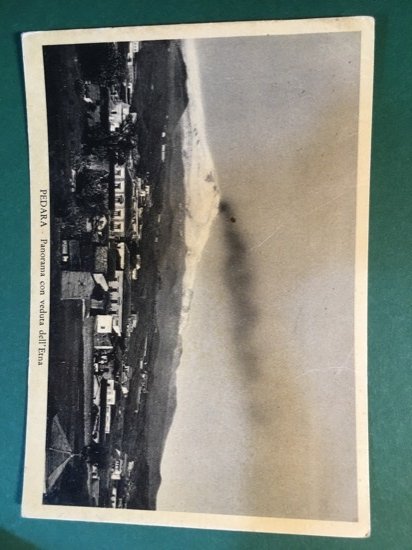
(22, 17, 374, 536)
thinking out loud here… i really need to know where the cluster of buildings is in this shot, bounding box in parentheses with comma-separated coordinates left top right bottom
(60, 40, 152, 350)
(85, 42, 140, 133)
(108, 453, 136, 508)
(110, 162, 152, 248)
(60, 152, 152, 408)
(58, 41, 158, 508)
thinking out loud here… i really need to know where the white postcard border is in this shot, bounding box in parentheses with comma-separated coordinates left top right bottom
(22, 16, 374, 537)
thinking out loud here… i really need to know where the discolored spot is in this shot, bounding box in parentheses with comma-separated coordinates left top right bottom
(230, 217, 236, 223)
(219, 200, 229, 213)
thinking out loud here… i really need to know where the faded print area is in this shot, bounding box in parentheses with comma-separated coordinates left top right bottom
(158, 33, 361, 521)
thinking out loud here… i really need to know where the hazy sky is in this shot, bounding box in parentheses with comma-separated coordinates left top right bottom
(157, 32, 361, 521)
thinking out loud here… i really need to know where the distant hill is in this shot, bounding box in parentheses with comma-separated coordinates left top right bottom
(124, 41, 188, 510)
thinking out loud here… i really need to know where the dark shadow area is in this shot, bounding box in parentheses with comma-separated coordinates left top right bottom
(0, 528, 38, 550)
(219, 199, 260, 380)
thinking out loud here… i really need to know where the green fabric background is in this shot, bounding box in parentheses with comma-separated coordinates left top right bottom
(0, 0, 411, 548)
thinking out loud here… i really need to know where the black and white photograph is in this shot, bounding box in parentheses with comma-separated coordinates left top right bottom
(22, 18, 374, 536)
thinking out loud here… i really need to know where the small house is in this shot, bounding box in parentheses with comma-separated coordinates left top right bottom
(106, 379, 116, 406)
(94, 333, 113, 352)
(95, 315, 113, 334)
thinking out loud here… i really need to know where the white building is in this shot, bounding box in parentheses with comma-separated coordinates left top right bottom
(109, 102, 130, 132)
(111, 164, 135, 240)
(95, 315, 113, 334)
(108, 270, 124, 335)
(116, 242, 126, 269)
(107, 379, 116, 406)
(130, 42, 140, 54)
(111, 164, 126, 238)
(105, 405, 112, 434)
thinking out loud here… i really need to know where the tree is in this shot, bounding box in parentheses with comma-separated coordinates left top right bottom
(76, 168, 109, 217)
(77, 43, 128, 86)
(86, 115, 139, 165)
(82, 442, 109, 468)
(63, 202, 89, 238)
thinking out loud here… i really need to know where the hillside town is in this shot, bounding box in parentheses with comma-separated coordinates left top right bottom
(44, 39, 187, 509)
(58, 161, 152, 507)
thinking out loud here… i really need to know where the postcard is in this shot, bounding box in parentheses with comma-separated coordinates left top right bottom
(22, 17, 374, 536)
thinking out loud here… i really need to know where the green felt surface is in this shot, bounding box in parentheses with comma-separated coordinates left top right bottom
(0, 0, 411, 548)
